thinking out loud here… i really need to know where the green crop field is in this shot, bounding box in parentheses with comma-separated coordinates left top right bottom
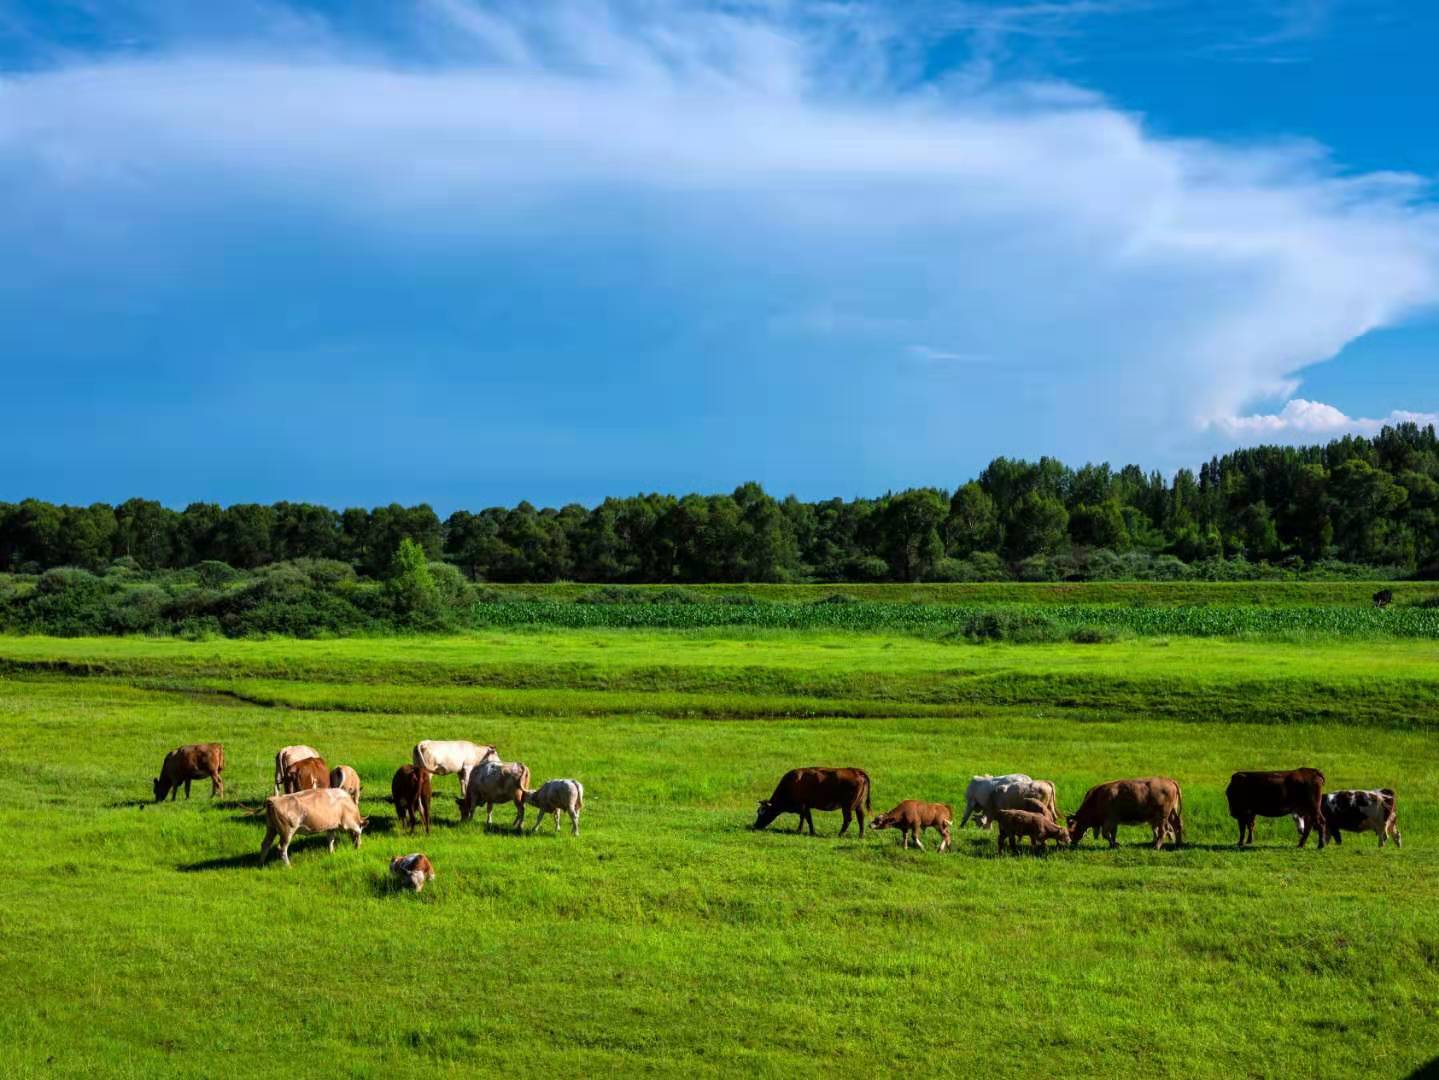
(2, 621, 1437, 1078)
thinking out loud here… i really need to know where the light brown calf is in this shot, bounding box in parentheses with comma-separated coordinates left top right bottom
(994, 809, 1071, 853)
(869, 800, 953, 851)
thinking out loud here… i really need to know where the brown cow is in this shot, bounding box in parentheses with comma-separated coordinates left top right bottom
(153, 743, 225, 802)
(754, 767, 871, 837)
(1067, 777, 1184, 850)
(391, 764, 432, 835)
(1226, 768, 1326, 848)
(870, 800, 953, 851)
(283, 756, 329, 794)
(994, 809, 1070, 853)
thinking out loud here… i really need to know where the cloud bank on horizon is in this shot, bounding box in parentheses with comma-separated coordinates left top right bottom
(1, 0, 1437, 501)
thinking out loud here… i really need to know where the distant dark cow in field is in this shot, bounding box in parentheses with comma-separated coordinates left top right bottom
(457, 760, 530, 828)
(390, 853, 435, 893)
(1372, 589, 1394, 609)
(994, 809, 1070, 853)
(754, 767, 871, 837)
(153, 743, 225, 802)
(1296, 789, 1400, 848)
(329, 765, 362, 807)
(273, 745, 320, 794)
(283, 756, 330, 794)
(259, 788, 366, 867)
(1067, 777, 1184, 850)
(391, 764, 432, 835)
(1226, 768, 1325, 848)
(870, 800, 953, 851)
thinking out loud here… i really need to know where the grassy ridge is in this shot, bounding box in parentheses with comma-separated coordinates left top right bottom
(2, 632, 1437, 1076)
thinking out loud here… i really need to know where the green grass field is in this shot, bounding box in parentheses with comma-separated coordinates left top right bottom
(1, 626, 1437, 1077)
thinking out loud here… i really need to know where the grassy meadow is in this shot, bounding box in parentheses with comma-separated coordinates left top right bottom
(1, 614, 1437, 1077)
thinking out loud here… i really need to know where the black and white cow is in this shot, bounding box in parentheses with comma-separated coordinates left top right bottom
(1295, 788, 1401, 848)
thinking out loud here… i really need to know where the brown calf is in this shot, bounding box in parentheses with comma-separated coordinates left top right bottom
(994, 809, 1070, 853)
(391, 764, 432, 835)
(153, 743, 225, 802)
(870, 800, 953, 852)
(283, 756, 329, 794)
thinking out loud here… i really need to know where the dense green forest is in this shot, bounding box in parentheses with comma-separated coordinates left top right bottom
(4, 425, 1439, 585)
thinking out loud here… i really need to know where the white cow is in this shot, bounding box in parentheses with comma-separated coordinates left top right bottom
(273, 745, 321, 795)
(457, 760, 531, 828)
(329, 764, 362, 807)
(524, 780, 584, 836)
(259, 788, 366, 867)
(990, 779, 1060, 823)
(390, 853, 436, 893)
(411, 740, 497, 781)
(959, 773, 1032, 829)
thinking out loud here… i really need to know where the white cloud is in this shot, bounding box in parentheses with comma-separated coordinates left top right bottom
(1, 0, 1437, 460)
(1215, 399, 1439, 439)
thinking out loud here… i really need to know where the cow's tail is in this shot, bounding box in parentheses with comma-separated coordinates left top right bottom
(863, 772, 871, 812)
(238, 802, 267, 816)
(575, 782, 584, 811)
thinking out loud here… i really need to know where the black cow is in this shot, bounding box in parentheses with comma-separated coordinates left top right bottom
(1226, 768, 1326, 848)
(754, 767, 871, 837)
(1372, 589, 1394, 609)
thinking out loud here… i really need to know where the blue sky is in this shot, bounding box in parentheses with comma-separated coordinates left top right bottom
(1, 0, 1436, 511)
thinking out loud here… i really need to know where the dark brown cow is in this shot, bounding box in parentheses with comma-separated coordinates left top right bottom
(870, 800, 952, 851)
(754, 767, 871, 837)
(994, 809, 1070, 853)
(282, 756, 329, 794)
(1226, 768, 1325, 848)
(153, 743, 225, 802)
(1067, 777, 1184, 850)
(392, 764, 432, 835)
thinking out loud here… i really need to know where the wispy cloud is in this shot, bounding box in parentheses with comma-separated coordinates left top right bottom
(0, 0, 1435, 467)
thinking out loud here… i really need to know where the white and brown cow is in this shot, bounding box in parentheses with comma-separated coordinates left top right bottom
(990, 779, 1060, 823)
(259, 788, 366, 867)
(959, 774, 1032, 829)
(524, 779, 584, 836)
(1296, 789, 1401, 848)
(390, 853, 436, 893)
(273, 745, 321, 794)
(329, 765, 362, 807)
(457, 760, 531, 829)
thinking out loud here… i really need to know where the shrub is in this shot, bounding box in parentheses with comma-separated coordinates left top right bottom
(577, 586, 643, 604)
(427, 561, 470, 607)
(384, 539, 439, 618)
(648, 587, 704, 604)
(195, 560, 240, 589)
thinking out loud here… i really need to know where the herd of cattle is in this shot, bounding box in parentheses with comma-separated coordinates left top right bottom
(151, 739, 584, 890)
(754, 766, 1403, 851)
(151, 745, 1403, 887)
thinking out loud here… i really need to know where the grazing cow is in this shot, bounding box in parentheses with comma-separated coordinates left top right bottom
(411, 740, 497, 784)
(283, 756, 330, 794)
(1295, 789, 1400, 848)
(989, 780, 1060, 823)
(274, 745, 321, 794)
(1067, 777, 1184, 850)
(524, 780, 584, 836)
(994, 809, 1071, 853)
(959, 774, 1032, 829)
(870, 800, 953, 851)
(390, 853, 435, 893)
(1226, 768, 1326, 848)
(258, 788, 366, 867)
(329, 765, 362, 807)
(153, 743, 225, 802)
(456, 760, 531, 829)
(754, 767, 871, 837)
(1372, 589, 1394, 609)
(391, 765, 432, 835)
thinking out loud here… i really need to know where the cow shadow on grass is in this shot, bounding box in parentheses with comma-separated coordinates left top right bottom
(1406, 1059, 1439, 1080)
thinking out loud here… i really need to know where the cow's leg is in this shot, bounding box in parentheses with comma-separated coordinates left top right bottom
(959, 804, 974, 829)
(1393, 822, 1402, 848)
(839, 807, 852, 837)
(940, 824, 951, 853)
(422, 797, 431, 836)
(569, 809, 579, 836)
(1297, 812, 1311, 848)
(170, 783, 179, 802)
(1314, 798, 1326, 849)
(279, 828, 294, 867)
(1152, 818, 1165, 851)
(328, 831, 337, 853)
(794, 811, 804, 834)
(210, 771, 222, 798)
(514, 795, 525, 832)
(486, 803, 494, 827)
(259, 826, 276, 864)
(184, 778, 192, 799)
(806, 808, 817, 836)
(1235, 817, 1246, 847)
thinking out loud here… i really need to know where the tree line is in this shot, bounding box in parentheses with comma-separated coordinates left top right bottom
(4, 424, 1438, 582)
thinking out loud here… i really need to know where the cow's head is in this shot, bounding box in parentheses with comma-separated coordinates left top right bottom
(151, 776, 167, 802)
(869, 813, 895, 831)
(1051, 824, 1072, 845)
(1064, 814, 1080, 845)
(753, 800, 779, 831)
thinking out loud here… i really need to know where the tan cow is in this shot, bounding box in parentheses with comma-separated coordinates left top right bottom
(259, 788, 366, 867)
(524, 779, 584, 835)
(390, 853, 435, 893)
(329, 765, 362, 807)
(457, 760, 530, 829)
(1067, 777, 1184, 850)
(994, 809, 1071, 853)
(273, 745, 321, 794)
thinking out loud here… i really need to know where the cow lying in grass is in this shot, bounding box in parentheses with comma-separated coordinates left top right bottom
(870, 800, 952, 851)
(390, 853, 435, 893)
(259, 789, 366, 867)
(994, 809, 1070, 853)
